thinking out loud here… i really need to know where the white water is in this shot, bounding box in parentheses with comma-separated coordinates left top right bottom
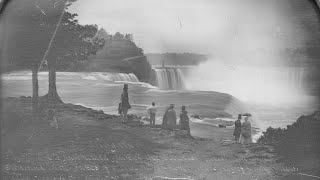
(2, 71, 317, 142)
(95, 72, 139, 82)
(1, 71, 140, 83)
(153, 68, 186, 90)
(185, 60, 312, 105)
(184, 60, 318, 134)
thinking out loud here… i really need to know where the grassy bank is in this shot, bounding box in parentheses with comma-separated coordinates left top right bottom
(0, 97, 305, 180)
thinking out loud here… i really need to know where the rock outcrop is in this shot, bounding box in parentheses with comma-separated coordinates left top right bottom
(257, 111, 320, 175)
(126, 56, 153, 83)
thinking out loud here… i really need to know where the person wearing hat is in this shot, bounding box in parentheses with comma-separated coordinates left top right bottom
(120, 84, 131, 123)
(233, 114, 242, 142)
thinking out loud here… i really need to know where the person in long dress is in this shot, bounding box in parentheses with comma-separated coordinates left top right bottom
(120, 84, 131, 123)
(240, 115, 252, 144)
(233, 114, 242, 142)
(179, 105, 190, 135)
(167, 104, 177, 128)
(162, 106, 170, 126)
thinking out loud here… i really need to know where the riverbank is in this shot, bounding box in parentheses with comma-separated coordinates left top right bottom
(1, 97, 303, 179)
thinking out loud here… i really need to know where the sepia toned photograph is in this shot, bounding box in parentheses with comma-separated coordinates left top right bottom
(1, 0, 320, 179)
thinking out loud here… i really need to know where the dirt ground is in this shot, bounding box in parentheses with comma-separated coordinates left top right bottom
(1, 97, 301, 180)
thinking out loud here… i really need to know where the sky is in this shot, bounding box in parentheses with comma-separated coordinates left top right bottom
(68, 0, 319, 57)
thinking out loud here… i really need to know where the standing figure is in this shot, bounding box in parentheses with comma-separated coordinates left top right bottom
(162, 106, 170, 126)
(120, 84, 131, 123)
(179, 106, 190, 135)
(240, 115, 252, 144)
(233, 114, 242, 142)
(167, 104, 177, 128)
(147, 102, 157, 126)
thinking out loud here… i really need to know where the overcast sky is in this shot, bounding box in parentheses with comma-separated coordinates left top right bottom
(69, 0, 319, 63)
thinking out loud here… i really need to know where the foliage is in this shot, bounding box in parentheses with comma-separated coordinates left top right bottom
(113, 32, 124, 40)
(44, 8, 104, 70)
(93, 30, 143, 60)
(257, 111, 320, 168)
(2, 0, 52, 69)
(2, 0, 103, 71)
(257, 127, 286, 145)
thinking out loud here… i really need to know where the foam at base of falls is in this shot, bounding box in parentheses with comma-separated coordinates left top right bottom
(153, 68, 186, 90)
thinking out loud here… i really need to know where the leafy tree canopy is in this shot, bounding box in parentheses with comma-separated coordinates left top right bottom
(1, 0, 104, 70)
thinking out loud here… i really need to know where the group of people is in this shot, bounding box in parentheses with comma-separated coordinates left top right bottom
(145, 100, 191, 135)
(158, 103, 190, 132)
(233, 114, 253, 144)
(44, 84, 252, 144)
(119, 84, 252, 142)
(148, 103, 190, 135)
(119, 84, 190, 135)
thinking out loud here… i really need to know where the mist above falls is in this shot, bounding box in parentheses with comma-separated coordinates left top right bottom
(185, 59, 316, 106)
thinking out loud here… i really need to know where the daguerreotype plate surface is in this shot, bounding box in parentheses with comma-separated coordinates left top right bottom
(1, 0, 320, 179)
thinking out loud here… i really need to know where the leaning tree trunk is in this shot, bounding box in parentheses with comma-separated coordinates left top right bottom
(31, 65, 39, 122)
(44, 60, 62, 103)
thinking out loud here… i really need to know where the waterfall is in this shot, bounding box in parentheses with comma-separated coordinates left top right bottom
(96, 73, 139, 82)
(153, 68, 186, 90)
(176, 68, 186, 89)
(185, 60, 311, 104)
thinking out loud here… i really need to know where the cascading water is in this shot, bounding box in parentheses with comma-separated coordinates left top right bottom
(185, 61, 311, 104)
(95, 73, 139, 82)
(153, 68, 186, 90)
(2, 71, 141, 83)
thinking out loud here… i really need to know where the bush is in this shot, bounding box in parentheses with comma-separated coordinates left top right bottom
(257, 111, 320, 174)
(258, 111, 320, 152)
(257, 127, 286, 145)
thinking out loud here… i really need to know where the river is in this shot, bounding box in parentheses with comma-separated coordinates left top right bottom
(2, 70, 318, 142)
